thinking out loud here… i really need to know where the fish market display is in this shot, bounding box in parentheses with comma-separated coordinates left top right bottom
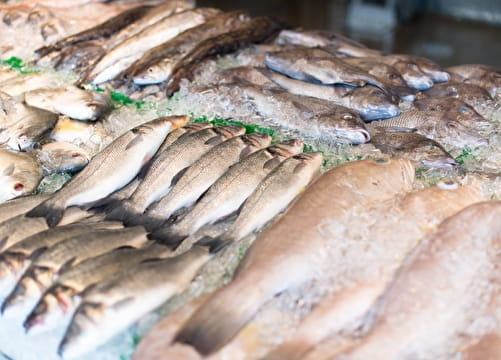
(0, 2, 498, 360)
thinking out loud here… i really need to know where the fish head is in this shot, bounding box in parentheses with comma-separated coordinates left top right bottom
(240, 132, 272, 157)
(437, 118, 489, 149)
(139, 115, 190, 139)
(412, 139, 459, 169)
(292, 151, 323, 175)
(412, 56, 450, 83)
(215, 125, 246, 139)
(271, 139, 304, 157)
(401, 69, 434, 91)
(277, 30, 329, 47)
(133, 61, 175, 86)
(447, 106, 492, 129)
(351, 86, 401, 120)
(39, 142, 90, 173)
(317, 109, 370, 144)
(0, 165, 42, 201)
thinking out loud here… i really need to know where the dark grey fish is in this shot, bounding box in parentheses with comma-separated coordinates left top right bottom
(367, 56, 434, 90)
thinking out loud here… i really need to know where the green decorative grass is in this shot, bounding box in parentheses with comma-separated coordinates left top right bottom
(1, 56, 40, 74)
(455, 147, 476, 165)
(191, 115, 274, 136)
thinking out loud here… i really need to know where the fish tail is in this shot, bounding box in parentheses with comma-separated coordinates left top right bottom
(148, 227, 187, 248)
(105, 200, 140, 225)
(26, 199, 65, 228)
(194, 236, 232, 254)
(138, 213, 168, 232)
(174, 277, 265, 355)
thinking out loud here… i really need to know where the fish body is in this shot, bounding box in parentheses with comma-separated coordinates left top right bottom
(165, 16, 288, 96)
(366, 56, 434, 90)
(367, 126, 458, 169)
(0, 92, 59, 150)
(174, 158, 415, 355)
(107, 125, 244, 224)
(264, 49, 388, 91)
(276, 29, 383, 58)
(129, 10, 249, 85)
(36, 141, 89, 174)
(237, 84, 370, 144)
(144, 132, 271, 230)
(155, 139, 303, 245)
(58, 239, 223, 359)
(412, 97, 491, 129)
(334, 201, 501, 360)
(24, 242, 173, 334)
(1, 226, 149, 317)
(157, 122, 213, 153)
(210, 66, 279, 88)
(0, 149, 43, 202)
(25, 86, 111, 121)
(0, 193, 49, 223)
(370, 110, 487, 149)
(27, 116, 188, 227)
(261, 68, 400, 121)
(447, 64, 501, 97)
(0, 221, 122, 299)
(0, 73, 64, 97)
(87, 8, 221, 84)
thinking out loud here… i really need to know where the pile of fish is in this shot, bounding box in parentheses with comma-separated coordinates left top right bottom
(0, 0, 499, 359)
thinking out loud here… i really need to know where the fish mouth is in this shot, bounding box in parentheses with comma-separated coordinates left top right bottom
(404, 76, 434, 91)
(335, 128, 371, 144)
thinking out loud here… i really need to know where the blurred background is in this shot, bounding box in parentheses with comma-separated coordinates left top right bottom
(198, 0, 501, 68)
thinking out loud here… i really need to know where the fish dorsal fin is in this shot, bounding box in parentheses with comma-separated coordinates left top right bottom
(204, 135, 224, 146)
(59, 256, 77, 274)
(263, 156, 282, 170)
(29, 246, 48, 260)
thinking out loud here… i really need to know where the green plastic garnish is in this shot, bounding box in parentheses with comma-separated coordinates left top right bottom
(1, 56, 40, 74)
(191, 116, 274, 136)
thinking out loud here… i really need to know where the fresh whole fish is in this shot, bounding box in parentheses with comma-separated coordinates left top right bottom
(1, 226, 149, 317)
(35, 4, 154, 58)
(24, 241, 173, 334)
(36, 141, 89, 174)
(26, 116, 188, 227)
(392, 54, 450, 83)
(0, 207, 93, 254)
(333, 201, 501, 360)
(265, 183, 484, 360)
(107, 124, 244, 224)
(212, 151, 322, 245)
(86, 8, 221, 84)
(419, 82, 495, 112)
(447, 64, 501, 97)
(235, 84, 371, 144)
(0, 92, 58, 150)
(264, 49, 389, 91)
(276, 29, 383, 58)
(127, 10, 250, 85)
(0, 193, 49, 223)
(144, 132, 271, 231)
(0, 221, 123, 299)
(366, 126, 458, 169)
(0, 149, 43, 202)
(260, 68, 400, 121)
(370, 110, 488, 149)
(165, 16, 288, 96)
(58, 237, 227, 359)
(0, 72, 65, 97)
(153, 139, 304, 245)
(343, 57, 416, 101)
(24, 86, 111, 121)
(412, 97, 492, 129)
(173, 158, 415, 355)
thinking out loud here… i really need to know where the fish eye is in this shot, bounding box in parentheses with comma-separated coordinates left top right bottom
(427, 144, 436, 149)
(13, 183, 24, 191)
(342, 113, 354, 120)
(458, 106, 470, 113)
(148, 68, 154, 73)
(389, 73, 398, 80)
(446, 120, 459, 128)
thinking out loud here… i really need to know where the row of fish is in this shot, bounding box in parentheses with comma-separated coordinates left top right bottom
(0, 116, 323, 358)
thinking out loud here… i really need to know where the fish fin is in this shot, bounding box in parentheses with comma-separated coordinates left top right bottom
(140, 215, 167, 232)
(148, 227, 186, 248)
(59, 257, 77, 274)
(26, 200, 65, 227)
(170, 167, 188, 187)
(0, 236, 8, 252)
(204, 135, 225, 146)
(194, 236, 231, 255)
(239, 146, 254, 160)
(263, 157, 282, 170)
(105, 201, 139, 224)
(2, 163, 15, 176)
(125, 134, 144, 151)
(175, 279, 264, 355)
(29, 246, 48, 260)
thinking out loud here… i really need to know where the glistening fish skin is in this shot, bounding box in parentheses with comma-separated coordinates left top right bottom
(24, 242, 173, 334)
(1, 226, 149, 317)
(0, 149, 43, 202)
(157, 122, 213, 153)
(366, 126, 458, 169)
(36, 142, 89, 174)
(370, 110, 488, 149)
(0, 221, 123, 299)
(153, 139, 303, 245)
(107, 125, 245, 225)
(144, 132, 271, 231)
(0, 194, 50, 224)
(174, 158, 415, 356)
(58, 239, 226, 359)
(26, 116, 188, 227)
(261, 68, 400, 121)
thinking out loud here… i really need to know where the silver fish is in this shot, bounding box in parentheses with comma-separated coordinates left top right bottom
(58, 238, 226, 359)
(24, 242, 173, 334)
(0, 149, 43, 202)
(0, 193, 50, 223)
(107, 125, 245, 224)
(0, 221, 123, 299)
(1, 226, 149, 317)
(157, 122, 213, 153)
(0, 92, 58, 150)
(24, 86, 111, 121)
(153, 139, 304, 245)
(370, 110, 488, 149)
(36, 141, 90, 174)
(87, 8, 221, 84)
(144, 132, 271, 231)
(261, 68, 400, 121)
(0, 73, 63, 97)
(26, 116, 188, 227)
